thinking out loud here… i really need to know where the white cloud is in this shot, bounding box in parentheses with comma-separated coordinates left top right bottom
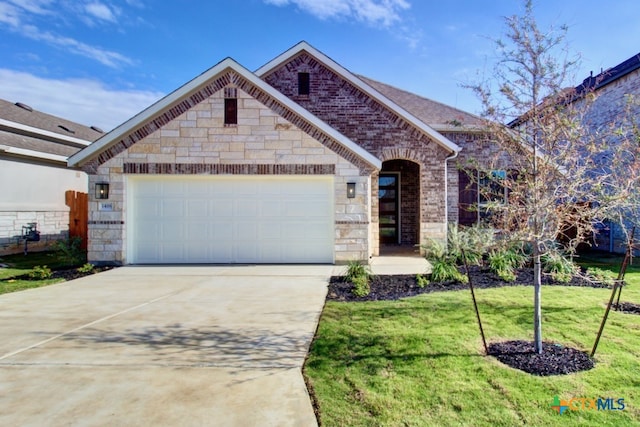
(85, 2, 117, 23)
(0, 69, 164, 131)
(0, 2, 21, 26)
(0, 0, 133, 68)
(264, 0, 410, 27)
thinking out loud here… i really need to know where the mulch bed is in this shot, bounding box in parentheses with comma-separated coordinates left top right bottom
(327, 266, 616, 376)
(327, 265, 609, 302)
(488, 340, 594, 376)
(2, 266, 115, 282)
(613, 302, 640, 315)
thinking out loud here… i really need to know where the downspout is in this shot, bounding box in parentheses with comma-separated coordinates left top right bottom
(444, 149, 460, 241)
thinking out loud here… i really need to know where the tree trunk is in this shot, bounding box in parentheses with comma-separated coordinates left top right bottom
(533, 241, 543, 354)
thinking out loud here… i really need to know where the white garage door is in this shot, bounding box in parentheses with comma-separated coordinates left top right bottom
(127, 175, 334, 264)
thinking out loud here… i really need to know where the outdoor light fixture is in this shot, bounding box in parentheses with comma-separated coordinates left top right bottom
(95, 182, 109, 200)
(347, 182, 356, 198)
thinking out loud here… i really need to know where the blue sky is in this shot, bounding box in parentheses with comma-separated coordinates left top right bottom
(0, 0, 638, 132)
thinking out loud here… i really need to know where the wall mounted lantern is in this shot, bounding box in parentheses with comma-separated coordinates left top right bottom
(95, 182, 110, 199)
(347, 182, 356, 199)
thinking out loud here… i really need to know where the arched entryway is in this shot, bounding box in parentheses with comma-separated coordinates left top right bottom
(379, 159, 420, 253)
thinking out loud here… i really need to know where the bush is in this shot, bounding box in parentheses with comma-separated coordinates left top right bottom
(586, 267, 617, 286)
(488, 246, 527, 282)
(29, 265, 52, 280)
(345, 260, 370, 283)
(416, 274, 429, 288)
(448, 224, 496, 266)
(351, 275, 371, 297)
(542, 249, 577, 283)
(77, 263, 95, 274)
(345, 260, 371, 297)
(430, 260, 468, 284)
(54, 236, 86, 266)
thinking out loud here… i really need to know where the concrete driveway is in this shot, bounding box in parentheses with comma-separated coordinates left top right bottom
(0, 265, 332, 426)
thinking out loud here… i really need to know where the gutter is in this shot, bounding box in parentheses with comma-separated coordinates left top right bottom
(444, 149, 460, 236)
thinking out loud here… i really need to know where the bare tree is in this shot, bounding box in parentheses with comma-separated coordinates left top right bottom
(467, 0, 640, 353)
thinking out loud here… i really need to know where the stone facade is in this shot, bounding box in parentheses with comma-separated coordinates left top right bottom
(88, 83, 368, 264)
(0, 211, 69, 255)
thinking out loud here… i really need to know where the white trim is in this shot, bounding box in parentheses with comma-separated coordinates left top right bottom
(68, 58, 381, 171)
(0, 145, 69, 163)
(0, 118, 92, 147)
(256, 41, 461, 155)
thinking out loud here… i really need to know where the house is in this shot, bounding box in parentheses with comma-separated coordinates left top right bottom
(0, 99, 103, 255)
(507, 53, 640, 253)
(68, 41, 493, 265)
(575, 53, 640, 253)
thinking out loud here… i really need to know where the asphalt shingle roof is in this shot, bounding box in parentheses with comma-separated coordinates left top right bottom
(0, 98, 102, 152)
(358, 75, 486, 131)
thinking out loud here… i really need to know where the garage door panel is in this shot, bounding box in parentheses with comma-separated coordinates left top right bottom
(161, 200, 184, 217)
(129, 176, 334, 264)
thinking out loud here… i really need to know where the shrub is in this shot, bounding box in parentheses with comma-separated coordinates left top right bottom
(416, 273, 429, 288)
(488, 246, 527, 282)
(345, 260, 370, 282)
(430, 260, 468, 284)
(29, 265, 52, 280)
(448, 224, 496, 266)
(77, 263, 95, 274)
(345, 260, 371, 297)
(586, 267, 617, 286)
(542, 249, 577, 283)
(351, 275, 371, 297)
(54, 236, 86, 266)
(422, 238, 449, 264)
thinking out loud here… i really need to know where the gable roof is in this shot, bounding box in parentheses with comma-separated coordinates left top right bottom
(68, 57, 381, 172)
(0, 98, 101, 166)
(357, 76, 486, 132)
(255, 41, 461, 154)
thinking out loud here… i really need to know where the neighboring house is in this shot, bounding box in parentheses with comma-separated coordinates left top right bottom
(68, 41, 493, 265)
(507, 53, 640, 253)
(0, 99, 103, 255)
(575, 53, 640, 253)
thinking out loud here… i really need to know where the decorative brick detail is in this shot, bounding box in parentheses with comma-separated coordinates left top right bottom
(335, 220, 369, 225)
(123, 163, 335, 175)
(82, 71, 374, 175)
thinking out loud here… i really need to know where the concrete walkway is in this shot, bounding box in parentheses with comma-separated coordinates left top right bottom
(0, 265, 332, 427)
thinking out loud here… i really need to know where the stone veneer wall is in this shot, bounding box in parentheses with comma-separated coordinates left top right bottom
(0, 211, 68, 255)
(87, 86, 370, 264)
(263, 53, 451, 249)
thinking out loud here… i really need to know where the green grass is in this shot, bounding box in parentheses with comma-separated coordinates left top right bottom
(305, 254, 640, 426)
(0, 250, 77, 294)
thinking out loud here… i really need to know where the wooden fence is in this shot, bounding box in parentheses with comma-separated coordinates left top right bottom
(65, 190, 88, 250)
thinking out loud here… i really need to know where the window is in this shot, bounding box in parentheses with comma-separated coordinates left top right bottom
(479, 170, 507, 205)
(298, 72, 310, 95)
(224, 87, 237, 125)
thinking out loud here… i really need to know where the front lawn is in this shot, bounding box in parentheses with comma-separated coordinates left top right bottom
(305, 255, 640, 426)
(0, 249, 90, 294)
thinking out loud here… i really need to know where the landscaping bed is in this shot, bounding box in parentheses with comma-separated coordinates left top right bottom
(328, 265, 610, 302)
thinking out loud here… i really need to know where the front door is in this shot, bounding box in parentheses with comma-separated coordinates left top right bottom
(379, 174, 399, 244)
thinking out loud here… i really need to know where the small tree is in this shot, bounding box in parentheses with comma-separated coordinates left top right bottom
(467, 0, 640, 353)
